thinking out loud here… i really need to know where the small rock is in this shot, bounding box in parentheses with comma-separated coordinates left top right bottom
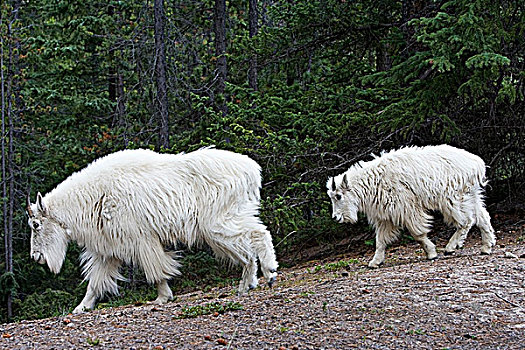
(217, 338, 228, 345)
(463, 333, 478, 340)
(504, 252, 518, 259)
(341, 271, 349, 277)
(452, 306, 464, 313)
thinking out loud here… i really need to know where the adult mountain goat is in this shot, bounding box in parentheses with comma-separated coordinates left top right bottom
(327, 145, 496, 268)
(27, 148, 278, 313)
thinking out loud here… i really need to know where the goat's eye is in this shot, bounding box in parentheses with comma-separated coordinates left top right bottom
(335, 194, 342, 200)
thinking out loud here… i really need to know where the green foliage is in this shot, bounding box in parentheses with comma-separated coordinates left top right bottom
(0, 272, 19, 296)
(15, 288, 75, 320)
(171, 250, 239, 293)
(86, 337, 101, 346)
(358, 0, 523, 142)
(95, 287, 158, 310)
(312, 259, 362, 273)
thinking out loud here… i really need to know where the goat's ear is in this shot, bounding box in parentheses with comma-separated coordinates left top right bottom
(341, 174, 349, 189)
(36, 192, 47, 215)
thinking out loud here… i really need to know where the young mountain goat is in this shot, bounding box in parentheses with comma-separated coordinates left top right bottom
(327, 145, 496, 268)
(27, 148, 278, 313)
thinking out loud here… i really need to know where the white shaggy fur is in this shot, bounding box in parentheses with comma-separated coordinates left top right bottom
(327, 145, 496, 268)
(28, 148, 278, 313)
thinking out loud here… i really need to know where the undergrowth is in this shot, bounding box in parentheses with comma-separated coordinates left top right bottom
(14, 249, 240, 321)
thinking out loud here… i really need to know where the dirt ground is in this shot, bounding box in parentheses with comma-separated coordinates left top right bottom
(1, 215, 523, 349)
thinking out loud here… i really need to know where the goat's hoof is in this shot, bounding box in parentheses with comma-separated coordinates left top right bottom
(443, 250, 455, 256)
(480, 247, 492, 255)
(72, 306, 88, 314)
(267, 275, 277, 288)
(368, 261, 381, 269)
(154, 297, 170, 305)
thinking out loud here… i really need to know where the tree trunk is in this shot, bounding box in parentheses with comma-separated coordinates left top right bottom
(1, 5, 8, 319)
(214, 0, 228, 115)
(0, 43, 9, 320)
(116, 70, 126, 124)
(376, 43, 392, 72)
(248, 0, 258, 91)
(154, 0, 169, 149)
(108, 5, 118, 102)
(1, 0, 20, 320)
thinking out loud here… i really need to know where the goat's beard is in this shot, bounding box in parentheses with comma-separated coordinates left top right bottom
(43, 234, 69, 274)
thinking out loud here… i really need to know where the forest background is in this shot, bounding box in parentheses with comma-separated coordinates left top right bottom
(0, 0, 523, 322)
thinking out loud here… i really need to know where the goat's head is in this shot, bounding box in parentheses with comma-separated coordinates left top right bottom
(326, 173, 359, 224)
(27, 193, 69, 274)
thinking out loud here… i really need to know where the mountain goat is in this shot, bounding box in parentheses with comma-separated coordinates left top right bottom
(27, 148, 278, 313)
(327, 145, 496, 268)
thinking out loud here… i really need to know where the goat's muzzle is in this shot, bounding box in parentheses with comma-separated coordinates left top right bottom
(31, 251, 46, 264)
(332, 214, 344, 223)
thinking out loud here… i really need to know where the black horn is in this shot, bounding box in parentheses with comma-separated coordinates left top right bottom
(331, 177, 336, 191)
(26, 195, 34, 217)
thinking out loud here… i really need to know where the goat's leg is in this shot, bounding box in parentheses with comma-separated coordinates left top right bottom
(405, 213, 436, 260)
(239, 257, 258, 294)
(412, 234, 437, 260)
(476, 204, 496, 255)
(135, 239, 180, 302)
(444, 210, 475, 255)
(207, 212, 279, 293)
(204, 232, 255, 294)
(250, 227, 278, 287)
(155, 279, 173, 304)
(73, 253, 122, 314)
(369, 238, 387, 268)
(369, 221, 399, 268)
(73, 283, 98, 314)
(445, 224, 473, 254)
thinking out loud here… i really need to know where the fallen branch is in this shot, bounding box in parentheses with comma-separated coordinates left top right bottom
(494, 292, 524, 309)
(275, 231, 298, 248)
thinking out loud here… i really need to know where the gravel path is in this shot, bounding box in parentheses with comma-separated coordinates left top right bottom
(1, 227, 524, 349)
